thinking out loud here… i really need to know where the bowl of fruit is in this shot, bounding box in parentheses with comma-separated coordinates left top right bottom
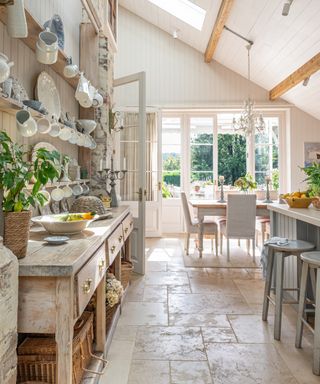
(281, 192, 314, 209)
(32, 212, 98, 235)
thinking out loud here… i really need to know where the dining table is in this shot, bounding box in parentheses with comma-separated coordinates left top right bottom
(189, 199, 270, 257)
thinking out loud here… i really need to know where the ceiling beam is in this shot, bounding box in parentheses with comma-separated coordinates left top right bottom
(204, 0, 234, 63)
(269, 52, 320, 100)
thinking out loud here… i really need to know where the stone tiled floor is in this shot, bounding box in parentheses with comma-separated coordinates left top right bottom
(101, 237, 317, 384)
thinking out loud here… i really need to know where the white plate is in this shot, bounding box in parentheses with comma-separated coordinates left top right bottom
(36, 71, 61, 119)
(31, 142, 58, 162)
(44, 236, 69, 245)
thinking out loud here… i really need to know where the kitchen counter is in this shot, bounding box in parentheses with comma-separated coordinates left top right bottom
(268, 203, 320, 228)
(19, 206, 130, 277)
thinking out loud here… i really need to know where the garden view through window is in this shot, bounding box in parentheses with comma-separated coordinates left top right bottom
(162, 114, 280, 199)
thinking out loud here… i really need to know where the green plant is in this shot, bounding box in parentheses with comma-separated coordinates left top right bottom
(0, 131, 60, 213)
(162, 183, 172, 199)
(234, 173, 257, 191)
(271, 169, 279, 191)
(301, 162, 320, 196)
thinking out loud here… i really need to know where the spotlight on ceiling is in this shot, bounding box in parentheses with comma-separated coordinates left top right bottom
(302, 76, 310, 87)
(172, 29, 179, 39)
(282, 0, 294, 16)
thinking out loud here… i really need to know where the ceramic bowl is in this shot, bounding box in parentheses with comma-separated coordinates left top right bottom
(37, 117, 51, 134)
(77, 119, 97, 134)
(32, 214, 98, 235)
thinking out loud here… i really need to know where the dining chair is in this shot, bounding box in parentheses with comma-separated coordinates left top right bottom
(219, 194, 257, 262)
(180, 192, 219, 256)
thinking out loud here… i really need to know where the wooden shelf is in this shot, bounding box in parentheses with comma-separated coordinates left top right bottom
(0, 94, 43, 117)
(26, 179, 90, 190)
(0, 7, 78, 89)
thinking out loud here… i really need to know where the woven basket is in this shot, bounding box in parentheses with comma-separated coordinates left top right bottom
(106, 303, 119, 331)
(121, 260, 134, 290)
(17, 312, 94, 384)
(4, 210, 31, 258)
(70, 196, 106, 215)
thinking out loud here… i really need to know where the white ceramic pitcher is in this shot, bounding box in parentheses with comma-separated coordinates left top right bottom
(7, 0, 28, 38)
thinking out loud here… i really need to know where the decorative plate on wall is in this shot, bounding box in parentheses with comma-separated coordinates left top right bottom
(31, 142, 59, 162)
(36, 71, 61, 120)
(11, 77, 29, 102)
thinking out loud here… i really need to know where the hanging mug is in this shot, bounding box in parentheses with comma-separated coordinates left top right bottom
(7, 0, 28, 38)
(92, 90, 103, 108)
(37, 117, 51, 134)
(16, 110, 37, 137)
(0, 53, 14, 83)
(49, 118, 61, 137)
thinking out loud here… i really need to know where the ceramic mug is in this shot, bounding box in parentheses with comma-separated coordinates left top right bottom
(37, 117, 51, 134)
(40, 188, 51, 205)
(76, 132, 85, 146)
(16, 109, 37, 137)
(38, 29, 58, 51)
(63, 63, 79, 78)
(59, 126, 72, 141)
(72, 183, 83, 196)
(49, 120, 61, 137)
(7, 0, 28, 38)
(75, 74, 93, 108)
(82, 183, 90, 195)
(92, 91, 103, 108)
(62, 184, 73, 198)
(68, 129, 78, 144)
(36, 41, 58, 65)
(0, 53, 14, 83)
(51, 186, 64, 202)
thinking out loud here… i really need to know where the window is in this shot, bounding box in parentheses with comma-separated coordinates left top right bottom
(162, 117, 181, 198)
(217, 114, 246, 186)
(147, 0, 206, 30)
(190, 117, 214, 197)
(161, 112, 281, 199)
(255, 117, 279, 187)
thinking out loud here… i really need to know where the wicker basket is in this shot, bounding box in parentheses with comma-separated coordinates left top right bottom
(17, 312, 96, 384)
(4, 210, 31, 258)
(121, 260, 134, 289)
(70, 196, 106, 215)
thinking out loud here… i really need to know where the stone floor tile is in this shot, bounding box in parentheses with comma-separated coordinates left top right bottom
(170, 361, 213, 384)
(127, 360, 170, 384)
(202, 326, 237, 344)
(119, 302, 168, 326)
(145, 271, 189, 286)
(205, 267, 252, 279)
(168, 284, 192, 294)
(189, 277, 240, 295)
(206, 343, 299, 384)
(233, 278, 265, 304)
(113, 324, 138, 342)
(146, 260, 168, 272)
(134, 326, 206, 360)
(143, 285, 167, 302)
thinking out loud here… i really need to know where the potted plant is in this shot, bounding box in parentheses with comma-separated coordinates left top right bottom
(0, 131, 60, 258)
(301, 162, 320, 209)
(234, 173, 257, 192)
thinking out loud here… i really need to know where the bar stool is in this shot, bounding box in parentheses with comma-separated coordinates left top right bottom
(262, 240, 315, 340)
(295, 251, 320, 375)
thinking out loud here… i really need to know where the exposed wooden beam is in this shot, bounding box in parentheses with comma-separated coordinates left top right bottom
(204, 0, 234, 63)
(269, 52, 320, 100)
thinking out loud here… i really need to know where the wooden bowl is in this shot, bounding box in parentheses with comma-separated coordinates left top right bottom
(285, 197, 314, 208)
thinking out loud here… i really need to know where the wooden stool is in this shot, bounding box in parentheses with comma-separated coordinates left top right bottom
(295, 251, 320, 375)
(262, 240, 315, 340)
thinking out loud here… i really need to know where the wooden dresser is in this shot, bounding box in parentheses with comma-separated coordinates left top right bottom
(17, 206, 133, 383)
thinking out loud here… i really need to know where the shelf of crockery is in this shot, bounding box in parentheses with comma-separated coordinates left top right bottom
(0, 94, 44, 117)
(25, 179, 91, 190)
(0, 6, 79, 89)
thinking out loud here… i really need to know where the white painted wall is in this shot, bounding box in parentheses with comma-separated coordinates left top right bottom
(114, 7, 320, 194)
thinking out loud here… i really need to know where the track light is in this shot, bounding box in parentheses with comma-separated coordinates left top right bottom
(303, 76, 310, 87)
(172, 29, 179, 39)
(282, 0, 293, 16)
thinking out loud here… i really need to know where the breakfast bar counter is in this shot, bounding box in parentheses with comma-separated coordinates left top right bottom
(268, 203, 320, 296)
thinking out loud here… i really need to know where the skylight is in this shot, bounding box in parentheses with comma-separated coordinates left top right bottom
(148, 0, 206, 31)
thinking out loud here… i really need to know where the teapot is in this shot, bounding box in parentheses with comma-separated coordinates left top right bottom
(0, 53, 14, 84)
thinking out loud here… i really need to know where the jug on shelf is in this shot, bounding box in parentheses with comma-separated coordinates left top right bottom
(0, 53, 14, 84)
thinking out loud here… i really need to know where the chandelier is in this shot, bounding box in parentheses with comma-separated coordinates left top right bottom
(233, 44, 265, 137)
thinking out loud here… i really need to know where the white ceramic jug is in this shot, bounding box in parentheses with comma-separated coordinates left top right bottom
(7, 0, 28, 38)
(0, 53, 14, 83)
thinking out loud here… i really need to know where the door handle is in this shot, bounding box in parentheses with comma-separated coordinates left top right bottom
(158, 181, 162, 191)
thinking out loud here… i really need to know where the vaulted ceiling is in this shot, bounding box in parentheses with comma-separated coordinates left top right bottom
(119, 0, 320, 121)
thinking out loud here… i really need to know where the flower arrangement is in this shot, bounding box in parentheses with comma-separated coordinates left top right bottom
(106, 273, 123, 308)
(234, 173, 257, 192)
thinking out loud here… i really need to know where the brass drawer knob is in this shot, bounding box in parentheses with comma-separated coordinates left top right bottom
(82, 278, 93, 294)
(98, 259, 105, 272)
(124, 228, 128, 234)
(111, 245, 116, 253)
(118, 235, 123, 242)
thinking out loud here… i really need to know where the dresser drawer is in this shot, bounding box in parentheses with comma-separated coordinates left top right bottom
(122, 213, 133, 241)
(106, 224, 124, 266)
(76, 244, 106, 316)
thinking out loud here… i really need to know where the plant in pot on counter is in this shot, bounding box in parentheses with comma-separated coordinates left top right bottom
(0, 131, 60, 258)
(301, 162, 320, 209)
(234, 173, 257, 192)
